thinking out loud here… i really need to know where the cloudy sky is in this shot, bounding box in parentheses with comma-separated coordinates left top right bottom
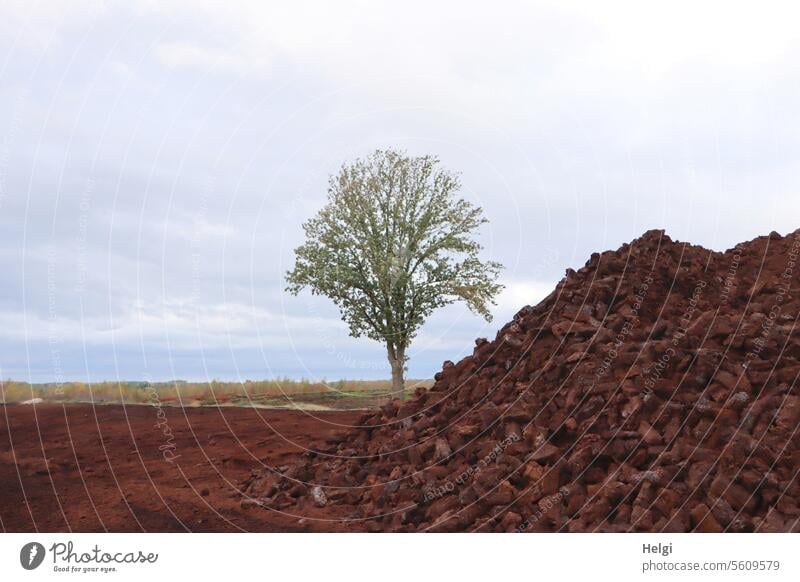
(1, 1, 799, 383)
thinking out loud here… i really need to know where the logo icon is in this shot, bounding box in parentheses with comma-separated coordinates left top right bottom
(20, 542, 46, 570)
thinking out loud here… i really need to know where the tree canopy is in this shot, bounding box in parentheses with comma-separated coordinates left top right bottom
(286, 149, 503, 396)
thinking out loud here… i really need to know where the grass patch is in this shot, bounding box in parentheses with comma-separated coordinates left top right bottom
(0, 378, 433, 409)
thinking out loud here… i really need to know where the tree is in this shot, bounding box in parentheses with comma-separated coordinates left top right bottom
(286, 149, 503, 399)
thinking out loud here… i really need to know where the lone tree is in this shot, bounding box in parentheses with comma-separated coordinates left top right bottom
(286, 149, 503, 399)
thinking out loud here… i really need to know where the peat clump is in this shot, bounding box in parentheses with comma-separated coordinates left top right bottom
(244, 229, 800, 532)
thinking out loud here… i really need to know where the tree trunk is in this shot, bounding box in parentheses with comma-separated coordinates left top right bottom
(387, 344, 406, 400)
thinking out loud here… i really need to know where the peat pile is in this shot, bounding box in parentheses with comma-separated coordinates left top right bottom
(243, 229, 800, 532)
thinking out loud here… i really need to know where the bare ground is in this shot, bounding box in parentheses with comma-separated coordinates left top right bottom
(0, 403, 363, 532)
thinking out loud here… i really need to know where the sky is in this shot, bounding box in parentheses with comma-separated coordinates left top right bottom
(1, 0, 799, 383)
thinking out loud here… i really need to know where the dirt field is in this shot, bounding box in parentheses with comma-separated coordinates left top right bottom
(0, 403, 363, 532)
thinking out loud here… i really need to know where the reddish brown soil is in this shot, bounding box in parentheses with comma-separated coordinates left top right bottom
(0, 403, 360, 532)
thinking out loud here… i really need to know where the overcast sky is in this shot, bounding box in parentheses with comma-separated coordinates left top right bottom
(1, 1, 799, 383)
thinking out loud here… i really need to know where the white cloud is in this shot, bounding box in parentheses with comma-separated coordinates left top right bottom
(0, 0, 106, 50)
(0, 300, 347, 351)
(155, 41, 271, 76)
(495, 279, 556, 318)
(144, 1, 800, 114)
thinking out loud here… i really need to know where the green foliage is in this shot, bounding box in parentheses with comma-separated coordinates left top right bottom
(286, 149, 504, 367)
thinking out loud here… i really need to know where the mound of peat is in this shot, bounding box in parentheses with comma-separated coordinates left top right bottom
(243, 229, 800, 532)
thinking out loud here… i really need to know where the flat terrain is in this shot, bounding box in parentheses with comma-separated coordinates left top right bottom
(0, 403, 362, 532)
